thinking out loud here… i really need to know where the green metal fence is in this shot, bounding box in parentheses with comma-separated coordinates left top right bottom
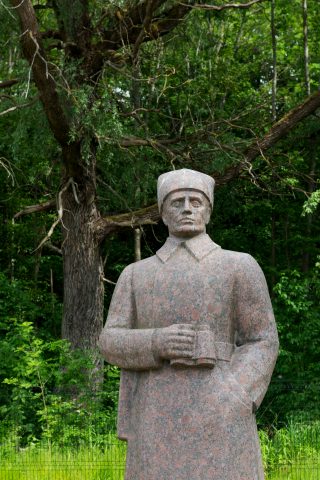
(1, 382, 320, 480)
(1, 421, 320, 479)
(272, 465, 320, 480)
(0, 437, 126, 480)
(265, 420, 320, 479)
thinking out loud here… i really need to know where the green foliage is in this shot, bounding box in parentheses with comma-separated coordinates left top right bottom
(302, 190, 320, 216)
(0, 316, 119, 445)
(262, 263, 320, 420)
(0, 272, 119, 444)
(1, 320, 68, 438)
(275, 267, 319, 350)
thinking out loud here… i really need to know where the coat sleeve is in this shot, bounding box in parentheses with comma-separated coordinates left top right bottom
(229, 254, 279, 411)
(98, 264, 162, 370)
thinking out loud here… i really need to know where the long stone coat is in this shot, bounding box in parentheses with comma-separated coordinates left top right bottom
(99, 234, 279, 480)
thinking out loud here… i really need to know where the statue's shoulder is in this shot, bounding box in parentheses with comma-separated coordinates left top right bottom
(218, 248, 260, 270)
(125, 254, 158, 274)
(115, 256, 158, 286)
(219, 248, 253, 260)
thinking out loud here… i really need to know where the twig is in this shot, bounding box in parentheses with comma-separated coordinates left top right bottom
(97, 177, 133, 212)
(0, 79, 19, 88)
(102, 277, 116, 285)
(0, 0, 16, 18)
(34, 179, 73, 252)
(11, 0, 26, 8)
(70, 178, 80, 204)
(23, 31, 55, 98)
(14, 199, 56, 219)
(178, 0, 267, 11)
(45, 242, 62, 255)
(132, 0, 158, 59)
(0, 97, 39, 116)
(0, 157, 15, 185)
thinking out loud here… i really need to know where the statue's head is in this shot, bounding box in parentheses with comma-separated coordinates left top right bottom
(157, 169, 215, 239)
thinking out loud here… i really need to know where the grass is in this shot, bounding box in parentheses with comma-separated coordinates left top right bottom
(269, 468, 320, 480)
(260, 420, 320, 479)
(0, 422, 320, 479)
(0, 433, 126, 480)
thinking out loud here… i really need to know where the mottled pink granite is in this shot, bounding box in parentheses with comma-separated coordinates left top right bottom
(99, 169, 279, 480)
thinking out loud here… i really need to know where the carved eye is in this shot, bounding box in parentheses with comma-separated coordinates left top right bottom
(171, 200, 182, 208)
(191, 200, 201, 207)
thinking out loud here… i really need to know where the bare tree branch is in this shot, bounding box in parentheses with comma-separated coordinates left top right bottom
(44, 242, 62, 255)
(0, 97, 39, 116)
(35, 178, 77, 251)
(0, 157, 15, 185)
(132, 0, 161, 59)
(180, 0, 267, 11)
(34, 3, 54, 10)
(245, 90, 320, 162)
(94, 204, 160, 242)
(113, 135, 180, 147)
(92, 1, 191, 76)
(14, 199, 56, 219)
(40, 30, 63, 40)
(0, 79, 19, 89)
(71, 0, 267, 80)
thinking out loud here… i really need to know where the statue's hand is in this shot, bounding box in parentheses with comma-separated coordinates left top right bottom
(152, 324, 196, 360)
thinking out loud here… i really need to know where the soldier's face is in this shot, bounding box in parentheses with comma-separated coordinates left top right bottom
(162, 189, 211, 238)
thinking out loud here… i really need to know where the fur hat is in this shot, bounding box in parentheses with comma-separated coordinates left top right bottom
(157, 169, 215, 212)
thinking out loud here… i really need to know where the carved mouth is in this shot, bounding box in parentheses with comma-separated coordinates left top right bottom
(179, 218, 194, 224)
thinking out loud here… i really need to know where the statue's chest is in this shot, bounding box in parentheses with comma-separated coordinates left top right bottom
(134, 249, 235, 330)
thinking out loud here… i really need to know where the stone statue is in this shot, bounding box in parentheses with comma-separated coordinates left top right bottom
(98, 169, 279, 480)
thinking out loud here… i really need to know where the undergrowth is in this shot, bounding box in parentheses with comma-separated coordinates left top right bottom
(0, 421, 319, 479)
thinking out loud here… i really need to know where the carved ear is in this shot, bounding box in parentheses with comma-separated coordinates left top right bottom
(162, 212, 168, 226)
(204, 206, 211, 225)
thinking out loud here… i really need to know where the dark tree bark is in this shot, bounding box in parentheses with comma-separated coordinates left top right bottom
(271, 0, 277, 121)
(61, 187, 104, 372)
(302, 0, 310, 96)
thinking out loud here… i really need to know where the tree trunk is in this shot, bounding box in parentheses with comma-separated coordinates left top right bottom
(61, 182, 104, 381)
(302, 0, 310, 96)
(271, 0, 277, 121)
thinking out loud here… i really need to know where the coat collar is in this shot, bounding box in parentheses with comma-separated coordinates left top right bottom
(156, 233, 220, 263)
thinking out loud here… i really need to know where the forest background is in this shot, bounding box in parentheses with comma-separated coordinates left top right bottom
(0, 0, 319, 451)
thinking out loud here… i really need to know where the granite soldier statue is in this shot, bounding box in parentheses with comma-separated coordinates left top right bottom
(99, 169, 279, 480)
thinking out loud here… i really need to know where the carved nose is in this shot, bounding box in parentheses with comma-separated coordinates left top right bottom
(182, 200, 192, 213)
